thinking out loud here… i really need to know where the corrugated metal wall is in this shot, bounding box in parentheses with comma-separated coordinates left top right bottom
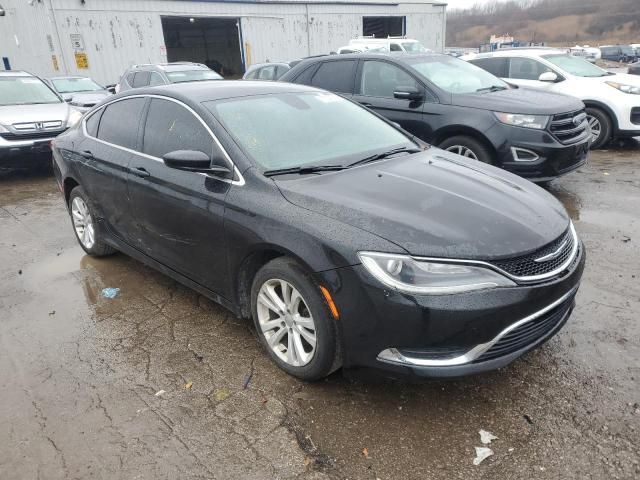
(0, 0, 446, 85)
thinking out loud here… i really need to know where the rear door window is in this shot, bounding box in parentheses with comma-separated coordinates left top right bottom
(142, 98, 213, 159)
(470, 57, 509, 78)
(310, 60, 357, 94)
(359, 60, 419, 98)
(85, 109, 103, 137)
(258, 65, 277, 80)
(132, 71, 151, 88)
(97, 97, 147, 150)
(149, 72, 164, 86)
(508, 57, 552, 80)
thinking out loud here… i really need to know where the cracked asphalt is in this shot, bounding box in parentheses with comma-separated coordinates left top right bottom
(1, 142, 639, 479)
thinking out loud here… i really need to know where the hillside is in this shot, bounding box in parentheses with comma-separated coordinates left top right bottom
(447, 0, 640, 47)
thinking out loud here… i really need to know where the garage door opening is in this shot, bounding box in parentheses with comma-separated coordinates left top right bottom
(363, 16, 406, 38)
(161, 16, 244, 78)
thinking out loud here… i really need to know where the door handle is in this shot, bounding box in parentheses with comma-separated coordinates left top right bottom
(79, 150, 94, 160)
(132, 167, 150, 178)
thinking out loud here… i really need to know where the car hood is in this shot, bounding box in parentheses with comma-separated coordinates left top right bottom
(276, 149, 569, 260)
(0, 102, 70, 126)
(69, 91, 111, 105)
(452, 86, 584, 114)
(591, 72, 640, 86)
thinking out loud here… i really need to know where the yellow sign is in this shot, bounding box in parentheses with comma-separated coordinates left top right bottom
(75, 52, 89, 69)
(52, 55, 59, 72)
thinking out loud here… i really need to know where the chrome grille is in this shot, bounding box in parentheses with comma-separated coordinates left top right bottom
(0, 129, 66, 141)
(492, 227, 577, 279)
(549, 110, 589, 145)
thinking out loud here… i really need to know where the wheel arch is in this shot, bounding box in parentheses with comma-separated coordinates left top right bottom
(63, 176, 80, 206)
(233, 244, 320, 319)
(430, 125, 497, 155)
(582, 100, 618, 132)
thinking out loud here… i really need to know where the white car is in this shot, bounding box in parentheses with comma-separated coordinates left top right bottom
(464, 48, 640, 148)
(347, 37, 431, 54)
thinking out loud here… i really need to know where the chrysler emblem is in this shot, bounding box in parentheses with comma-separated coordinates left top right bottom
(534, 239, 568, 263)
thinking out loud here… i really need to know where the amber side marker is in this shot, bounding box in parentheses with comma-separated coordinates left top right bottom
(319, 286, 340, 320)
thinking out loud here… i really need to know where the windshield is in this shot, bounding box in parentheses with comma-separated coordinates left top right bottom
(402, 42, 429, 53)
(206, 92, 413, 171)
(0, 77, 61, 106)
(166, 69, 223, 83)
(52, 77, 102, 93)
(542, 54, 608, 77)
(407, 56, 508, 94)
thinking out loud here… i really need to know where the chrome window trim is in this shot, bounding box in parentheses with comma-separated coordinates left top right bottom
(82, 94, 245, 186)
(377, 285, 578, 367)
(411, 222, 579, 284)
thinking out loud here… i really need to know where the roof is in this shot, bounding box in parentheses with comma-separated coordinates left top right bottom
(0, 70, 33, 77)
(474, 48, 567, 58)
(48, 76, 92, 80)
(123, 79, 322, 103)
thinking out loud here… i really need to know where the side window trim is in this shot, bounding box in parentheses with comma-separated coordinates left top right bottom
(81, 95, 244, 186)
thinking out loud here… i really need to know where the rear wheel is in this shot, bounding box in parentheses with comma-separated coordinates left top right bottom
(438, 135, 493, 164)
(585, 107, 612, 149)
(251, 257, 341, 381)
(68, 186, 116, 257)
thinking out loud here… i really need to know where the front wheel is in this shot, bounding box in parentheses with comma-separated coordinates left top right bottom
(585, 107, 612, 149)
(438, 135, 494, 164)
(251, 257, 341, 381)
(68, 186, 116, 257)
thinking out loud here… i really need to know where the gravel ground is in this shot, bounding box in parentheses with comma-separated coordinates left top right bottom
(1, 142, 639, 479)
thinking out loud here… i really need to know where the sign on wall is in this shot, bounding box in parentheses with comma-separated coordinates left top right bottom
(75, 52, 89, 69)
(52, 55, 59, 71)
(70, 34, 85, 51)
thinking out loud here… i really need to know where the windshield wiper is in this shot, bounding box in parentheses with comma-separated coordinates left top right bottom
(263, 165, 347, 177)
(476, 85, 508, 93)
(348, 146, 422, 168)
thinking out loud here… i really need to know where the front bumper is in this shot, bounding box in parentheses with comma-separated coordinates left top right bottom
(0, 139, 55, 169)
(317, 242, 585, 378)
(486, 122, 590, 182)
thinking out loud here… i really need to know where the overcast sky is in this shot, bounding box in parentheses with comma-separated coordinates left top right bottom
(446, 0, 509, 10)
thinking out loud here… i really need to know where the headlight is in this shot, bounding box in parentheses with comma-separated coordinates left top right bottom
(605, 81, 640, 95)
(358, 252, 516, 295)
(494, 112, 549, 130)
(66, 108, 84, 127)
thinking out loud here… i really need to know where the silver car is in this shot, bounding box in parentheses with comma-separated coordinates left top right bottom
(44, 76, 112, 113)
(117, 62, 222, 92)
(0, 71, 82, 171)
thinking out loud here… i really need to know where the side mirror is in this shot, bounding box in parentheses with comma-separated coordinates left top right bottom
(538, 71, 559, 82)
(163, 150, 232, 177)
(394, 86, 423, 100)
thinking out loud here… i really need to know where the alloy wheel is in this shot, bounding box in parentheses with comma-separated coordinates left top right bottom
(587, 114, 602, 143)
(256, 279, 317, 367)
(444, 145, 479, 161)
(71, 196, 95, 249)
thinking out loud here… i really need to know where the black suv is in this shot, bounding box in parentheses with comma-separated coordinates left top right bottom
(280, 53, 591, 182)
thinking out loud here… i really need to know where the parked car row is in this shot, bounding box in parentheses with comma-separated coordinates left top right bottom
(465, 48, 640, 149)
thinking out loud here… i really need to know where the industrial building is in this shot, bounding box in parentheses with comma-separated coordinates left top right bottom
(0, 0, 447, 84)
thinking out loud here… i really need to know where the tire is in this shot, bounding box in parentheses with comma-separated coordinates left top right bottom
(251, 257, 341, 381)
(438, 135, 494, 164)
(68, 186, 116, 257)
(585, 107, 612, 149)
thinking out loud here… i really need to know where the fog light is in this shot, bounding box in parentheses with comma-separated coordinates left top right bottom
(510, 147, 539, 162)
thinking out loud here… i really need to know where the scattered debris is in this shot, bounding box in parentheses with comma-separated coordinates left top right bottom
(243, 358, 255, 389)
(48, 310, 56, 316)
(304, 457, 313, 468)
(215, 388, 230, 401)
(523, 414, 534, 425)
(101, 287, 120, 299)
(473, 447, 494, 465)
(184, 381, 193, 390)
(479, 429, 498, 445)
(18, 269, 22, 275)
(622, 236, 631, 243)
(362, 447, 371, 459)
(508, 447, 515, 452)
(603, 172, 610, 175)
(154, 389, 166, 397)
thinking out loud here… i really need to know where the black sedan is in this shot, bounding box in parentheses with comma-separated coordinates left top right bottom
(52, 81, 585, 380)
